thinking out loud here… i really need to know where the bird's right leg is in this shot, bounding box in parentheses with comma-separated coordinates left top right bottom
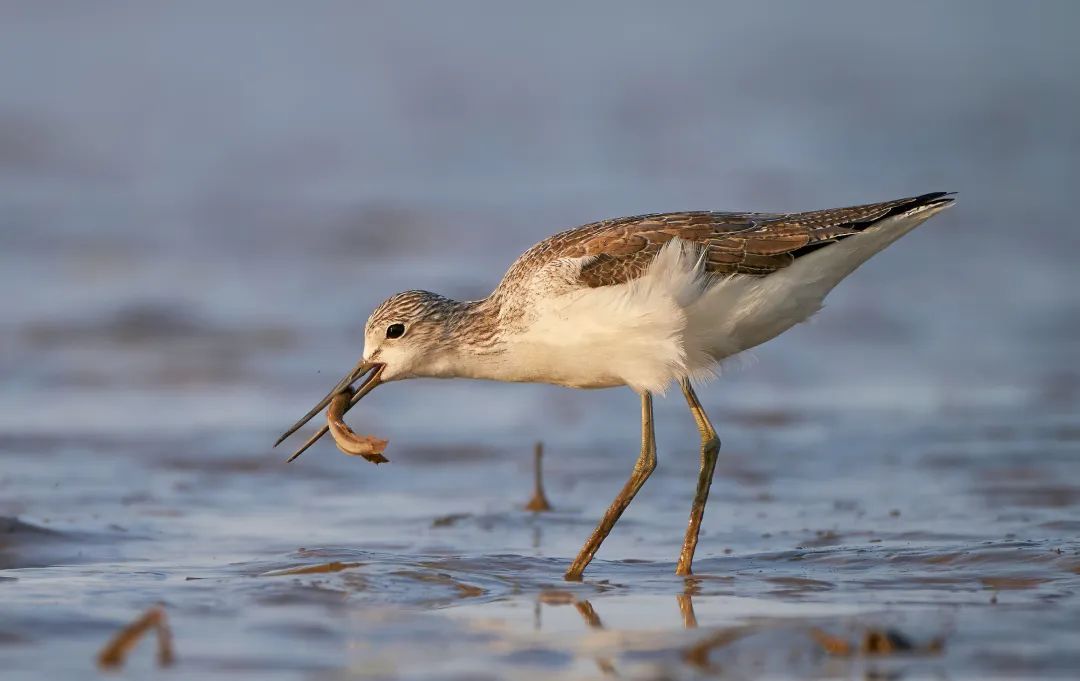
(564, 391, 657, 581)
(675, 378, 721, 576)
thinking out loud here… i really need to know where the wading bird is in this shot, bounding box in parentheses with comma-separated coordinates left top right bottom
(275, 192, 955, 580)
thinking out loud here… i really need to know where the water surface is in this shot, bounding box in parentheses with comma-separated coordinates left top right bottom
(2, 2, 1079, 679)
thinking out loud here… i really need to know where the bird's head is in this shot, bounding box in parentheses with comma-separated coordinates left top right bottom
(362, 290, 461, 381)
(274, 290, 469, 460)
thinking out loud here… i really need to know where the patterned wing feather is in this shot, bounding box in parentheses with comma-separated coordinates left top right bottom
(562, 192, 954, 287)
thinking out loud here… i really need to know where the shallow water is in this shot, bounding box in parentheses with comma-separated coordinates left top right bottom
(3, 2, 1080, 679)
(4, 402, 1080, 679)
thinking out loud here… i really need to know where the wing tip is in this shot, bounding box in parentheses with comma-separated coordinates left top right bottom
(880, 191, 956, 222)
(911, 191, 957, 208)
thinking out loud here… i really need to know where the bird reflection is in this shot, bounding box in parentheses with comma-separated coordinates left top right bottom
(537, 589, 941, 680)
(532, 589, 705, 677)
(679, 577, 701, 628)
(574, 599, 605, 628)
(573, 600, 616, 676)
(676, 593, 698, 629)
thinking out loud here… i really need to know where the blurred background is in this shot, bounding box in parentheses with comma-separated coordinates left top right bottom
(3, 2, 1079, 679)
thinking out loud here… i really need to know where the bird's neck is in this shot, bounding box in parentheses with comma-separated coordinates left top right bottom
(413, 296, 511, 380)
(444, 297, 504, 353)
(429, 295, 577, 386)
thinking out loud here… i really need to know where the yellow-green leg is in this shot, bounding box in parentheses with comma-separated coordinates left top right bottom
(675, 379, 721, 576)
(564, 392, 656, 581)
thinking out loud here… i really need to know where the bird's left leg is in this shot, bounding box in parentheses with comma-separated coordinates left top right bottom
(675, 378, 721, 576)
(564, 391, 657, 581)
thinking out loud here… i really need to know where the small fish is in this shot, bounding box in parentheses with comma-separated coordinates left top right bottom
(327, 390, 389, 463)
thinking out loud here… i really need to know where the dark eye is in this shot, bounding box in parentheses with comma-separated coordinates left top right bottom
(386, 323, 406, 339)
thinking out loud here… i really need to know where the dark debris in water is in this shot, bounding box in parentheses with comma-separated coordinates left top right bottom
(810, 627, 945, 657)
(96, 606, 174, 670)
(432, 513, 471, 528)
(262, 561, 364, 577)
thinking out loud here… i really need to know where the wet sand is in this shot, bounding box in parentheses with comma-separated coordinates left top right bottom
(2, 384, 1078, 678)
(3, 3, 1080, 678)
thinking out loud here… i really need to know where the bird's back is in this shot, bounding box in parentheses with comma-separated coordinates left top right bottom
(494, 192, 955, 298)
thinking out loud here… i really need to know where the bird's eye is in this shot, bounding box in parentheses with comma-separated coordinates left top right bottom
(386, 323, 406, 339)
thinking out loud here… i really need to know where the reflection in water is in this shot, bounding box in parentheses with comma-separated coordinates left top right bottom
(531, 593, 618, 674)
(680, 577, 702, 628)
(573, 600, 605, 629)
(534, 592, 713, 676)
(676, 592, 698, 629)
(572, 600, 616, 676)
(529, 591, 954, 678)
(682, 625, 753, 673)
(530, 523, 543, 553)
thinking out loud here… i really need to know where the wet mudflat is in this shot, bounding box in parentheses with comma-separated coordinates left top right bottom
(3, 343, 1079, 679)
(3, 3, 1080, 678)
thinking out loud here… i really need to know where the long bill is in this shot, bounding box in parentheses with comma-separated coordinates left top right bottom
(273, 359, 385, 462)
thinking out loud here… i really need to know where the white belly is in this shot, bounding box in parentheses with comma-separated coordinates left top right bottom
(488, 243, 811, 393)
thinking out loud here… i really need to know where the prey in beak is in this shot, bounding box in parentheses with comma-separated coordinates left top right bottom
(274, 360, 385, 462)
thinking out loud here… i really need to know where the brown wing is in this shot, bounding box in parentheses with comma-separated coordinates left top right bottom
(556, 192, 954, 287)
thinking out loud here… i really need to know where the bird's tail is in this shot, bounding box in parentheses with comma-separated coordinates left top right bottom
(685, 192, 957, 361)
(794, 191, 956, 289)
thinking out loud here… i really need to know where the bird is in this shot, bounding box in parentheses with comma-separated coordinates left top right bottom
(275, 191, 955, 581)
